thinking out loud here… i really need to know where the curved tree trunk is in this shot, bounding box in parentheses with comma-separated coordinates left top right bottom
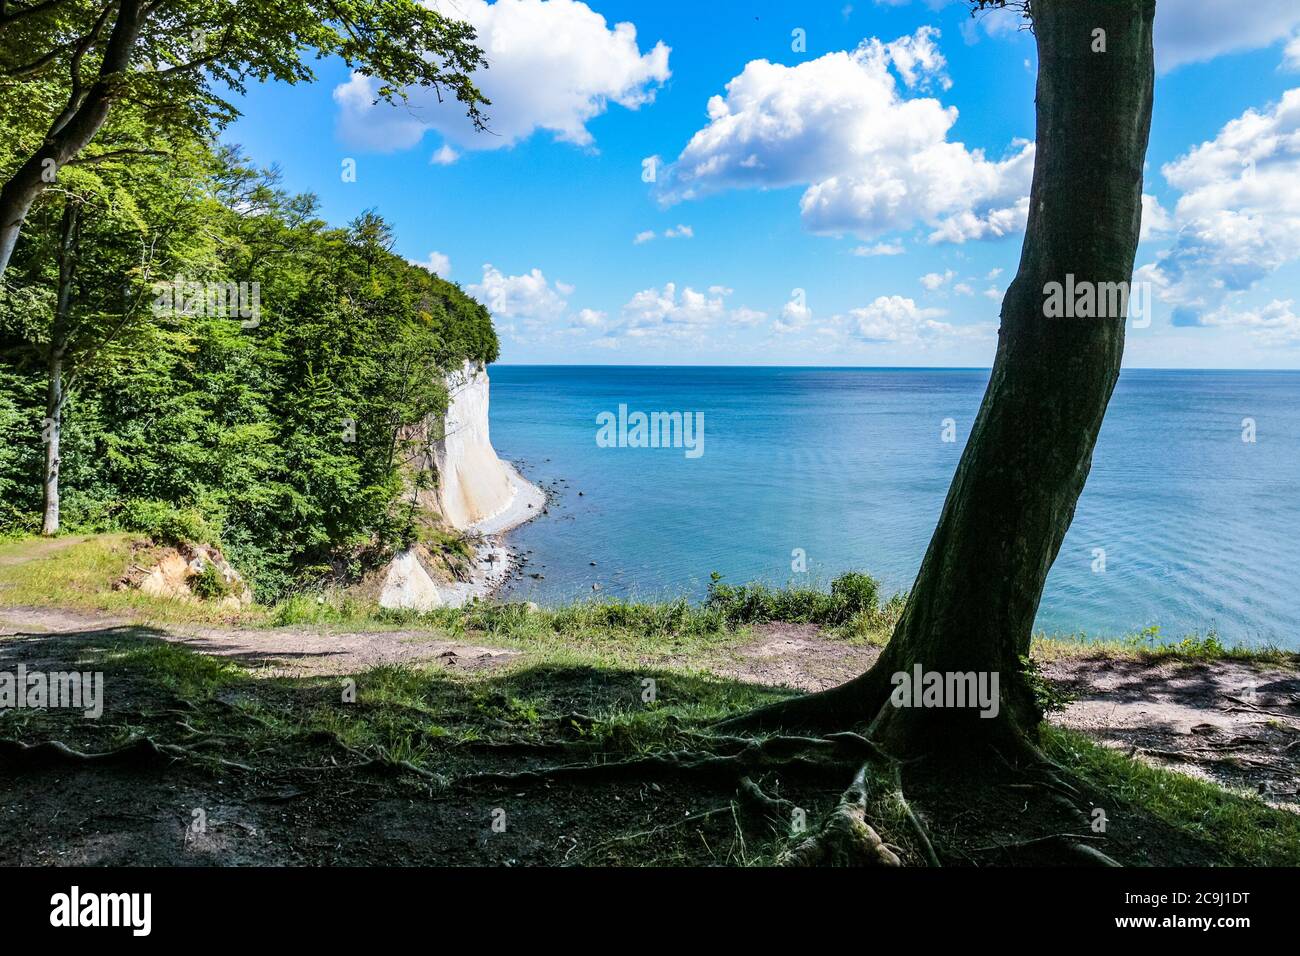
(734, 0, 1157, 752)
(0, 0, 145, 278)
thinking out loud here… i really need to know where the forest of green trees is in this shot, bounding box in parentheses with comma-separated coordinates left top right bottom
(0, 20, 497, 599)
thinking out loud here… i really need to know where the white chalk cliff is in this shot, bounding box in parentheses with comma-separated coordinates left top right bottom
(378, 361, 543, 611)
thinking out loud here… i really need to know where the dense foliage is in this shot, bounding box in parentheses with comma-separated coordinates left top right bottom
(0, 141, 498, 599)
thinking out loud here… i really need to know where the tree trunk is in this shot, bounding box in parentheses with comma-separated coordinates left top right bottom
(40, 201, 80, 537)
(0, 0, 145, 278)
(41, 352, 63, 536)
(733, 0, 1157, 752)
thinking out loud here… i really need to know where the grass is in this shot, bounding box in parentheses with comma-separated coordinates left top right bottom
(1043, 725, 1300, 866)
(0, 534, 264, 624)
(1034, 624, 1294, 666)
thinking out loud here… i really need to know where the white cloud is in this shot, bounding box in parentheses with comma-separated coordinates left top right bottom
(414, 251, 451, 276)
(335, 0, 670, 154)
(1138, 88, 1300, 323)
(852, 241, 905, 256)
(947, 0, 1300, 74)
(620, 282, 727, 339)
(1154, 0, 1300, 73)
(658, 28, 1034, 244)
(469, 263, 570, 320)
(1203, 299, 1300, 346)
(775, 292, 813, 334)
(1140, 193, 1173, 242)
(572, 307, 607, 329)
(847, 295, 952, 344)
(431, 144, 460, 165)
(1286, 34, 1300, 71)
(920, 269, 954, 291)
(634, 224, 693, 243)
(731, 306, 768, 326)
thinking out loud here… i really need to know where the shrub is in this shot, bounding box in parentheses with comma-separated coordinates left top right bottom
(706, 571, 886, 627)
(829, 571, 880, 622)
(190, 563, 233, 601)
(120, 500, 219, 547)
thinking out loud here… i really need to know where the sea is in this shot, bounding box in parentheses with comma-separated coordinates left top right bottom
(488, 366, 1300, 649)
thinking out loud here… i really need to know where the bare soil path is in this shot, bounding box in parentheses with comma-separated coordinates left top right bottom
(0, 606, 519, 677)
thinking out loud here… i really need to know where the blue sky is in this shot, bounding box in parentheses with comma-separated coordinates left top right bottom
(225, 0, 1300, 368)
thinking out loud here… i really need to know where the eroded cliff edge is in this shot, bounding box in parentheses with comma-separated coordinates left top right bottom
(377, 361, 543, 610)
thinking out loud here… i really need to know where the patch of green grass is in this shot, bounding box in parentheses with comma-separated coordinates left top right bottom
(267, 590, 376, 627)
(0, 535, 263, 624)
(1034, 624, 1295, 666)
(1043, 725, 1300, 866)
(91, 633, 244, 699)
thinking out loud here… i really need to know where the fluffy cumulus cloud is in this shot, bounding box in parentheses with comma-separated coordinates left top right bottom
(657, 27, 1034, 244)
(919, 269, 954, 291)
(335, 0, 670, 154)
(1138, 88, 1300, 325)
(607, 283, 762, 341)
(775, 291, 813, 334)
(847, 295, 958, 345)
(412, 251, 452, 276)
(1199, 299, 1300, 346)
(468, 263, 570, 321)
(620, 283, 727, 339)
(1153, 0, 1300, 73)
(572, 307, 607, 330)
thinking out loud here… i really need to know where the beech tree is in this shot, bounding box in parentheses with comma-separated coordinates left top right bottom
(0, 0, 489, 277)
(732, 0, 1157, 760)
(0, 111, 215, 535)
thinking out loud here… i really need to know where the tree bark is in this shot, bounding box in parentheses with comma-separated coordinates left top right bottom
(0, 0, 146, 278)
(40, 201, 80, 536)
(41, 352, 63, 536)
(732, 0, 1157, 752)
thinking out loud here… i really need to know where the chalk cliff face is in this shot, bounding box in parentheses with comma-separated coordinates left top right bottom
(431, 361, 518, 531)
(375, 361, 543, 612)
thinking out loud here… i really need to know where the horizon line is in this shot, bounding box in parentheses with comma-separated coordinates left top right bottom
(488, 363, 1300, 373)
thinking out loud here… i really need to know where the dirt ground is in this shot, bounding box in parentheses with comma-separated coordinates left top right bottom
(1, 607, 1296, 865)
(700, 622, 1300, 810)
(1, 605, 521, 676)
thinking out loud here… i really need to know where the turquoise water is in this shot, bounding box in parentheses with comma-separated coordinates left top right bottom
(488, 366, 1300, 648)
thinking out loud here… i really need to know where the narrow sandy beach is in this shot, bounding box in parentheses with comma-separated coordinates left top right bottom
(438, 461, 545, 606)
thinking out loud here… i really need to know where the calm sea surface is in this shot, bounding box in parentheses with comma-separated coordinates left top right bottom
(488, 366, 1300, 648)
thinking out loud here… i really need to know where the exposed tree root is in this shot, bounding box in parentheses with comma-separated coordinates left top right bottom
(455, 732, 880, 790)
(971, 832, 1119, 866)
(777, 762, 901, 867)
(889, 764, 941, 867)
(734, 775, 796, 830)
(0, 736, 253, 772)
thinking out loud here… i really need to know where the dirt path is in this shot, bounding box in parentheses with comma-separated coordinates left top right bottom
(0, 606, 518, 677)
